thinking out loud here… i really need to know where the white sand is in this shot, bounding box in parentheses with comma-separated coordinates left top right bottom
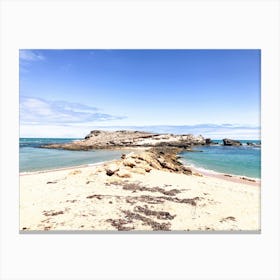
(20, 162, 260, 232)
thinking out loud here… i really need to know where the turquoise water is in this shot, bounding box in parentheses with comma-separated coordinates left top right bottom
(19, 138, 129, 172)
(20, 138, 261, 178)
(180, 140, 261, 179)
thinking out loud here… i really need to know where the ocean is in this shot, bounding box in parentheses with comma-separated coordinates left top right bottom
(19, 138, 261, 179)
(19, 138, 129, 173)
(180, 140, 261, 179)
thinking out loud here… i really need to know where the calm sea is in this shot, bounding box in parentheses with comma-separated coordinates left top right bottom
(180, 140, 261, 179)
(19, 138, 129, 173)
(20, 138, 261, 178)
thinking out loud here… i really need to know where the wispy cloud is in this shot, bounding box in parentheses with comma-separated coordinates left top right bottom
(20, 96, 126, 125)
(19, 50, 45, 61)
(19, 123, 260, 139)
(82, 124, 260, 140)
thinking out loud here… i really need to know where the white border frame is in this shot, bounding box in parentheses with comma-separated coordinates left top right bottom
(1, 0, 280, 279)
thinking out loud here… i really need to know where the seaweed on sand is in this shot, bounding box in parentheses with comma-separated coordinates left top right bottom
(121, 210, 171, 231)
(108, 180, 181, 196)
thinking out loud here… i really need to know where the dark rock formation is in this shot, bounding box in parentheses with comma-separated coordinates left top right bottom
(222, 139, 242, 146)
(247, 142, 261, 147)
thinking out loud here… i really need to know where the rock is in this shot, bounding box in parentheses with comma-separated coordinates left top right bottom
(136, 152, 162, 169)
(131, 167, 146, 175)
(105, 164, 119, 176)
(182, 166, 192, 175)
(123, 158, 137, 168)
(157, 157, 177, 171)
(247, 142, 260, 147)
(205, 138, 212, 144)
(144, 166, 152, 173)
(116, 168, 131, 178)
(223, 139, 242, 146)
(41, 130, 206, 150)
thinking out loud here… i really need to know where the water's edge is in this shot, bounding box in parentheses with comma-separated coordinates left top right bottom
(19, 138, 261, 179)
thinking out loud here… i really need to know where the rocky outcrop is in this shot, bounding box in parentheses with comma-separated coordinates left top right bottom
(101, 147, 192, 178)
(223, 139, 242, 146)
(246, 142, 261, 147)
(41, 130, 206, 150)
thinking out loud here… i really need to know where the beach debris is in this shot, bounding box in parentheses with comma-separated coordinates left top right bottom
(84, 190, 200, 207)
(46, 181, 57, 184)
(43, 210, 64, 216)
(65, 199, 77, 203)
(110, 180, 182, 196)
(86, 180, 96, 184)
(204, 227, 214, 230)
(44, 226, 52, 231)
(106, 218, 134, 231)
(240, 177, 256, 182)
(69, 170, 82, 175)
(87, 194, 102, 200)
(164, 196, 200, 206)
(224, 174, 232, 177)
(125, 194, 200, 206)
(122, 210, 171, 231)
(220, 216, 236, 223)
(126, 195, 165, 205)
(134, 205, 176, 220)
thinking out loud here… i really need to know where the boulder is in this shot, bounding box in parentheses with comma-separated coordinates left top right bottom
(116, 168, 131, 178)
(182, 166, 192, 175)
(223, 139, 242, 146)
(105, 164, 119, 176)
(131, 167, 146, 175)
(123, 158, 137, 168)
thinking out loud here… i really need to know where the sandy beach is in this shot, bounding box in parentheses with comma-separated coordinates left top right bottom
(20, 150, 260, 232)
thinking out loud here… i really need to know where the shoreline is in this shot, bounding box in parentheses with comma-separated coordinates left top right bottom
(20, 157, 260, 187)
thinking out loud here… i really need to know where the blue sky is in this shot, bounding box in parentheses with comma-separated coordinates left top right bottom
(20, 49, 260, 139)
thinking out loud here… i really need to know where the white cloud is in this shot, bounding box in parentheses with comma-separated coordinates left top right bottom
(19, 50, 45, 61)
(20, 96, 125, 125)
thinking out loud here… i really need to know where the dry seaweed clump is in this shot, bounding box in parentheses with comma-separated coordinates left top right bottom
(121, 210, 172, 231)
(109, 180, 181, 196)
(134, 205, 176, 220)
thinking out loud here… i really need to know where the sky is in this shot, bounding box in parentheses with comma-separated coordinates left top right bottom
(20, 49, 260, 139)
